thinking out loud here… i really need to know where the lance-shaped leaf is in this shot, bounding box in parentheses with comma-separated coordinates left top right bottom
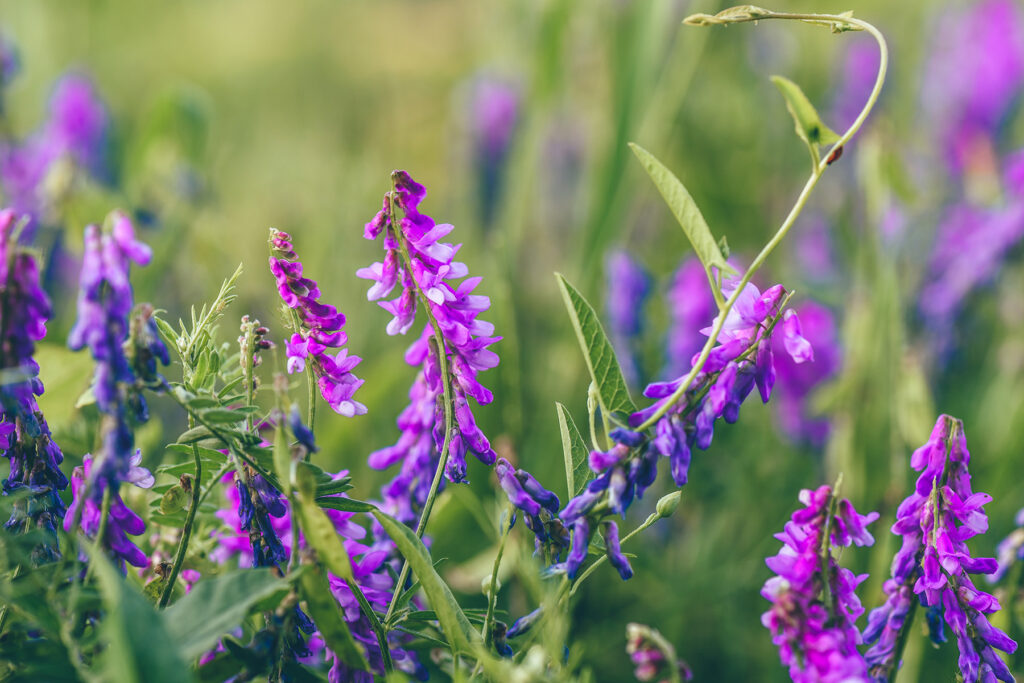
(771, 75, 841, 169)
(299, 563, 369, 671)
(294, 463, 355, 582)
(87, 546, 191, 683)
(372, 509, 480, 654)
(555, 273, 636, 421)
(165, 568, 289, 661)
(629, 143, 733, 276)
(556, 402, 591, 497)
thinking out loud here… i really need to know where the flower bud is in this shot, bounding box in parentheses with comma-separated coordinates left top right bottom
(656, 491, 682, 518)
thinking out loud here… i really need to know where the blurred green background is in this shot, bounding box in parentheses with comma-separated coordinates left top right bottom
(3, 0, 1024, 680)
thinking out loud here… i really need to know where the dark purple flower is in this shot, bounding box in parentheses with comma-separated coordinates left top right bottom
(761, 485, 877, 682)
(495, 457, 568, 563)
(64, 452, 153, 572)
(863, 415, 1016, 682)
(605, 248, 651, 386)
(269, 228, 366, 417)
(0, 209, 67, 561)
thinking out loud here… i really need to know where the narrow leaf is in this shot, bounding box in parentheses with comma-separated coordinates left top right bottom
(165, 568, 288, 661)
(770, 75, 841, 167)
(294, 466, 355, 582)
(87, 546, 191, 683)
(298, 564, 369, 671)
(554, 273, 636, 420)
(629, 143, 732, 274)
(316, 496, 377, 514)
(556, 402, 592, 497)
(372, 510, 480, 654)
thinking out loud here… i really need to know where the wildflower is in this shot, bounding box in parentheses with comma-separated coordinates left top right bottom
(862, 415, 1016, 682)
(761, 485, 877, 682)
(0, 73, 109, 229)
(360, 171, 499, 515)
(495, 457, 568, 563)
(664, 257, 716, 377)
(269, 228, 366, 417)
(64, 452, 153, 571)
(0, 209, 67, 561)
(990, 507, 1024, 583)
(771, 301, 841, 445)
(605, 249, 651, 386)
(625, 622, 693, 682)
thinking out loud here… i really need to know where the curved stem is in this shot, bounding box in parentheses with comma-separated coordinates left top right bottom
(637, 11, 887, 432)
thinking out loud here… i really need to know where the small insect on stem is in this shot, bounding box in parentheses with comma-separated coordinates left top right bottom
(826, 145, 844, 165)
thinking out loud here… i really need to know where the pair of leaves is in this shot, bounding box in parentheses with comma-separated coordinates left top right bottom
(770, 75, 841, 171)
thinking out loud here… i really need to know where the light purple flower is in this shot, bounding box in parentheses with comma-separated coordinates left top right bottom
(605, 248, 651, 385)
(665, 257, 716, 377)
(761, 484, 877, 683)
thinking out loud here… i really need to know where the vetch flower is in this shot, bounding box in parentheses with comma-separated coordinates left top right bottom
(361, 171, 500, 521)
(605, 248, 651, 386)
(625, 622, 693, 683)
(761, 485, 877, 682)
(269, 228, 366, 417)
(0, 209, 67, 562)
(863, 415, 1016, 682)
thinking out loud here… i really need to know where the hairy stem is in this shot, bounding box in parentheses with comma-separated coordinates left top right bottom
(482, 506, 514, 648)
(346, 577, 394, 672)
(158, 430, 202, 608)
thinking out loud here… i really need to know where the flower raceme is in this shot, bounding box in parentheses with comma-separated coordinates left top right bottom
(761, 485, 878, 683)
(269, 228, 366, 418)
(0, 208, 67, 561)
(360, 171, 500, 521)
(862, 415, 1016, 683)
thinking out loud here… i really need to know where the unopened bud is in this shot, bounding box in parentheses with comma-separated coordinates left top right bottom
(656, 491, 681, 518)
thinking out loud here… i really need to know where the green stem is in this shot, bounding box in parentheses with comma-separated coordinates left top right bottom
(382, 185, 459, 629)
(482, 506, 514, 648)
(346, 577, 394, 672)
(638, 11, 887, 432)
(158, 434, 202, 608)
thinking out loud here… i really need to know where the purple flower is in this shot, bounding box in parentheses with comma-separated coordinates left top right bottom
(761, 485, 877, 683)
(605, 249, 651, 386)
(863, 415, 1017, 682)
(665, 257, 716, 377)
(466, 75, 520, 227)
(922, 0, 1024, 173)
(360, 171, 500, 511)
(625, 623, 693, 683)
(990, 507, 1024, 583)
(0, 209, 67, 561)
(771, 301, 841, 445)
(920, 151, 1024, 335)
(0, 72, 109, 230)
(495, 457, 568, 562)
(64, 452, 152, 572)
(269, 229, 366, 417)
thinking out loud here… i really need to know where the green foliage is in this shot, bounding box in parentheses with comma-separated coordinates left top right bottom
(770, 75, 841, 170)
(556, 402, 591, 497)
(628, 143, 733, 277)
(372, 510, 481, 654)
(298, 565, 369, 670)
(554, 273, 637, 423)
(164, 569, 288, 661)
(88, 546, 192, 683)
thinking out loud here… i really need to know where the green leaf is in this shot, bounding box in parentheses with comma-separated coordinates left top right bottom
(177, 425, 218, 444)
(372, 510, 480, 654)
(86, 545, 191, 683)
(770, 75, 841, 168)
(556, 402, 592, 497)
(298, 563, 369, 671)
(628, 143, 732, 275)
(159, 485, 189, 514)
(164, 568, 288, 661)
(294, 466, 355, 582)
(316, 496, 377, 514)
(554, 273, 636, 420)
